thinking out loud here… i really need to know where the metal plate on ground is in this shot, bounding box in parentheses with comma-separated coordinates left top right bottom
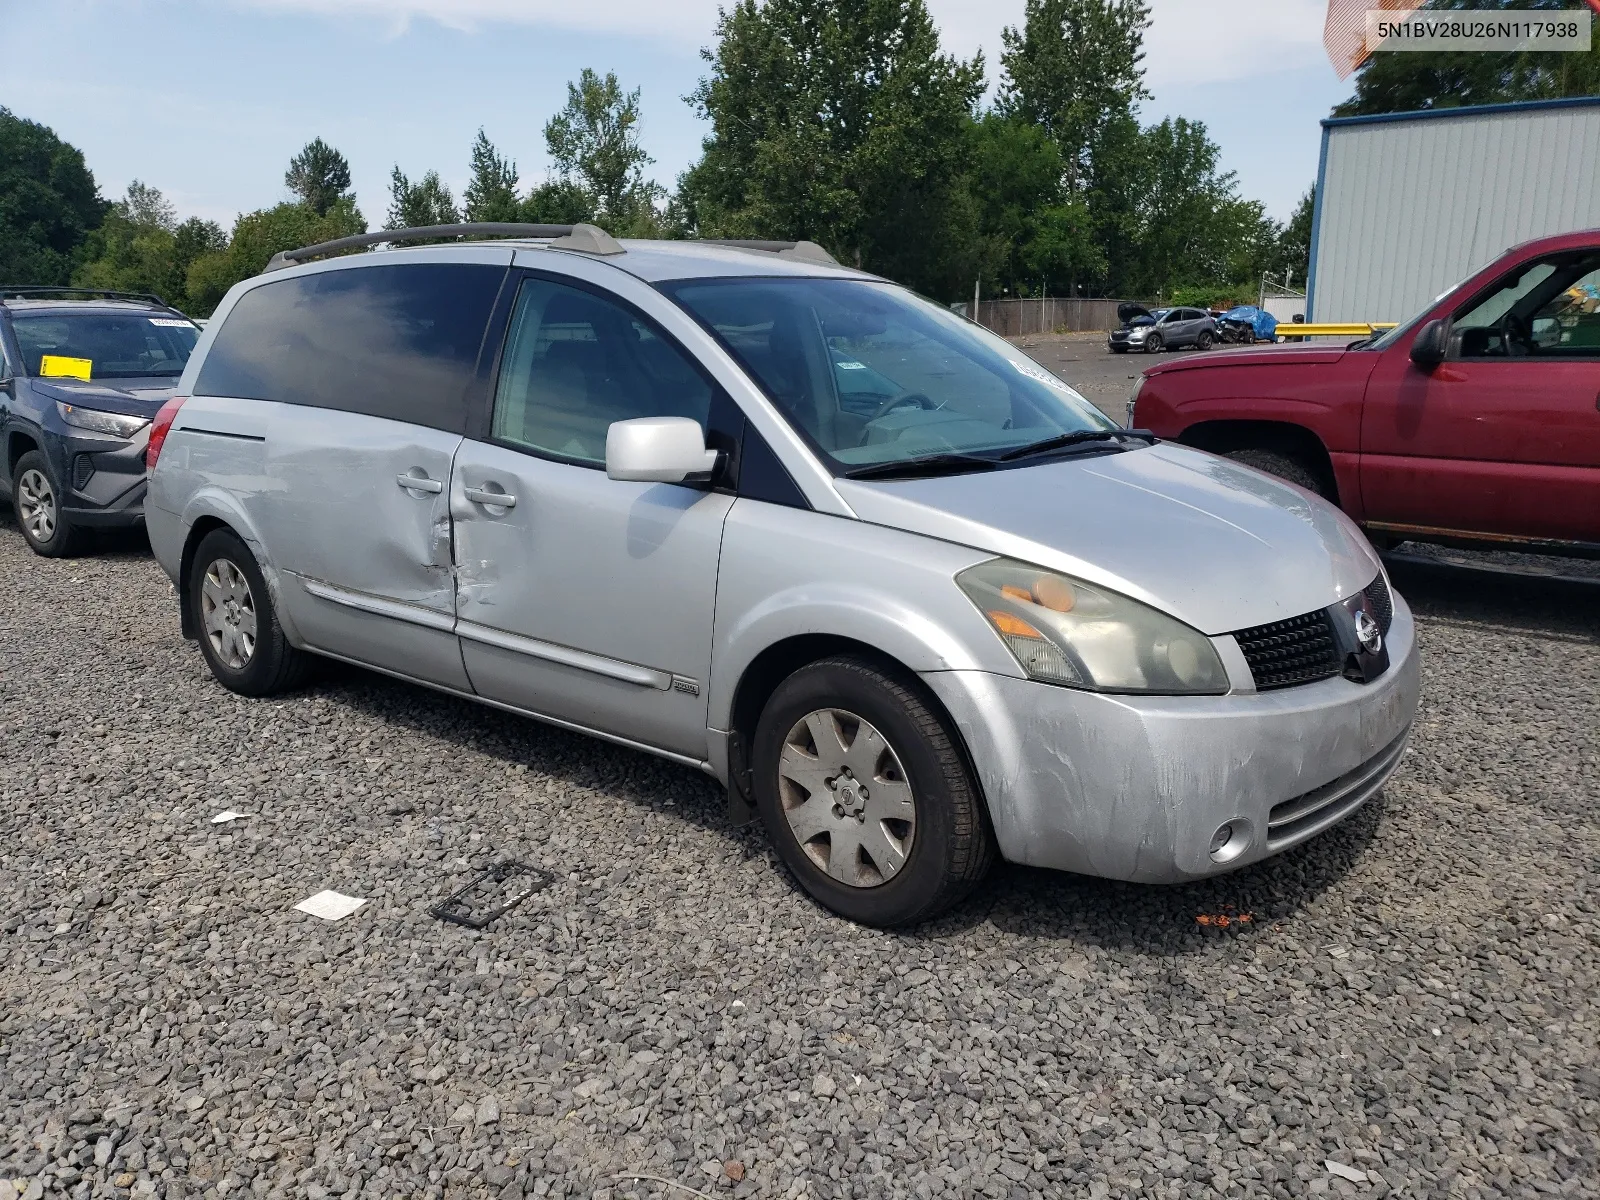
(430, 861, 554, 929)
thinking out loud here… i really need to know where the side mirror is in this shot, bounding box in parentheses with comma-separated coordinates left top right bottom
(1409, 318, 1449, 369)
(605, 416, 720, 484)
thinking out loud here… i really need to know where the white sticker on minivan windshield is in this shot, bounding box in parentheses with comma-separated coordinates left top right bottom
(836, 360, 868, 370)
(149, 318, 194, 327)
(1010, 358, 1073, 392)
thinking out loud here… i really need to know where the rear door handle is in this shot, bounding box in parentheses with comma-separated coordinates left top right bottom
(463, 485, 517, 509)
(397, 472, 444, 494)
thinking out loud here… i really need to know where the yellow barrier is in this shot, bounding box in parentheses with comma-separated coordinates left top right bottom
(1275, 323, 1399, 339)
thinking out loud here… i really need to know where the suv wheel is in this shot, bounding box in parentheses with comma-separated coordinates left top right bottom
(12, 451, 87, 558)
(1225, 448, 1330, 498)
(1144, 332, 1164, 354)
(1196, 329, 1215, 350)
(751, 656, 994, 927)
(189, 528, 312, 696)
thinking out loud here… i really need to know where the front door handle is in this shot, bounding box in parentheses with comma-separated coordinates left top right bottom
(463, 484, 517, 509)
(397, 472, 444, 494)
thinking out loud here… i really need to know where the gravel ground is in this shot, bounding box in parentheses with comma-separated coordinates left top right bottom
(1, 520, 1597, 1200)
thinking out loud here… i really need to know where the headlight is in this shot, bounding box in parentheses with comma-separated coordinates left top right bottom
(957, 558, 1228, 694)
(56, 401, 150, 439)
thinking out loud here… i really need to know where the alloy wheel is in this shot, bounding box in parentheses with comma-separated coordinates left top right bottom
(777, 708, 917, 888)
(17, 469, 56, 544)
(200, 557, 258, 669)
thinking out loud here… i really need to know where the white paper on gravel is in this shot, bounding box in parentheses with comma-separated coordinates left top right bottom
(211, 810, 250, 824)
(294, 891, 369, 921)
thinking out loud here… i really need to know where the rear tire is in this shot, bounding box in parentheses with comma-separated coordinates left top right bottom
(752, 656, 994, 927)
(1196, 330, 1215, 350)
(188, 528, 312, 696)
(1225, 448, 1330, 499)
(12, 451, 88, 558)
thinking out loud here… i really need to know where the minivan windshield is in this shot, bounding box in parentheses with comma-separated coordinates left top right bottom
(12, 311, 200, 379)
(665, 278, 1119, 474)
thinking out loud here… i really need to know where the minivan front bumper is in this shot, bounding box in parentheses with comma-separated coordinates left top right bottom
(921, 593, 1420, 883)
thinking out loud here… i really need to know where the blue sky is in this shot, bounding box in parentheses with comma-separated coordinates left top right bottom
(0, 0, 1349, 230)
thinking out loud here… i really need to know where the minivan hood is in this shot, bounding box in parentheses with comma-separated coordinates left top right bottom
(835, 443, 1381, 635)
(29, 376, 179, 416)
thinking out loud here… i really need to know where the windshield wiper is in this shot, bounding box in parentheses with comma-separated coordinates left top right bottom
(995, 429, 1157, 462)
(840, 453, 1001, 481)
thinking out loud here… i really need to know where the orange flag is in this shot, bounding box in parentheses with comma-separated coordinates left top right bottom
(1326, 0, 1600, 81)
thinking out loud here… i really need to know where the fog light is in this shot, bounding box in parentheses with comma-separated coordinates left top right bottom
(1208, 819, 1252, 865)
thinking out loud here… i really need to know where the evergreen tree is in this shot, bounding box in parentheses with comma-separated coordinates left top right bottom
(464, 129, 521, 223)
(387, 167, 460, 230)
(285, 138, 354, 216)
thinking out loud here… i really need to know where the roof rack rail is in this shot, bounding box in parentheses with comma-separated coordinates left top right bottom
(0, 286, 171, 307)
(700, 239, 839, 266)
(264, 222, 627, 272)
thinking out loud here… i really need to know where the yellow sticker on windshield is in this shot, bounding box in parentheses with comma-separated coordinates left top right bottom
(40, 355, 93, 380)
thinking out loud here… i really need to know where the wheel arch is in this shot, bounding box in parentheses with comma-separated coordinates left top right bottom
(721, 633, 991, 830)
(177, 515, 235, 640)
(1177, 419, 1339, 502)
(6, 430, 41, 479)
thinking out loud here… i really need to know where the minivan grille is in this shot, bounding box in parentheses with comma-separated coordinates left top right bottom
(1364, 574, 1393, 634)
(1232, 609, 1342, 691)
(1267, 730, 1410, 847)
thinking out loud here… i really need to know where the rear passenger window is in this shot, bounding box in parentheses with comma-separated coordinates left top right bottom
(193, 262, 504, 432)
(490, 277, 712, 465)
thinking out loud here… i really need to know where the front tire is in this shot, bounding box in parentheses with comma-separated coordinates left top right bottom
(12, 451, 87, 558)
(752, 656, 994, 927)
(1144, 333, 1164, 354)
(1225, 448, 1330, 499)
(188, 528, 311, 696)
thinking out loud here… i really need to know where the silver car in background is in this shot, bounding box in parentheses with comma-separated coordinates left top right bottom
(145, 223, 1419, 926)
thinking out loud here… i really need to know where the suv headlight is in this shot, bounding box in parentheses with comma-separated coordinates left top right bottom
(56, 402, 149, 439)
(957, 558, 1228, 694)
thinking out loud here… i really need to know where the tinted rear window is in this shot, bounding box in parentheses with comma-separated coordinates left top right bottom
(193, 262, 504, 432)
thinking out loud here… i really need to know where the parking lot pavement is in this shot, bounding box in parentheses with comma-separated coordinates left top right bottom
(1, 524, 1596, 1200)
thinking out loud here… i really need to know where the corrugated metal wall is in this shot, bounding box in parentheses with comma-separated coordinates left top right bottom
(1310, 102, 1600, 323)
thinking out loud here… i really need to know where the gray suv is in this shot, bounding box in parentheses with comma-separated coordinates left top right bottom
(1108, 305, 1218, 354)
(147, 223, 1419, 926)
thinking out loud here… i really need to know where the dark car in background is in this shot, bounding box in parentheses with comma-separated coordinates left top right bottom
(1108, 304, 1218, 354)
(0, 289, 200, 556)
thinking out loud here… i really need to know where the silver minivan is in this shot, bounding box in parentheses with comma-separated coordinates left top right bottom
(146, 224, 1420, 926)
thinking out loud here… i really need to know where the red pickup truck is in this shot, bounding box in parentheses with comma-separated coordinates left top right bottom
(1130, 229, 1600, 557)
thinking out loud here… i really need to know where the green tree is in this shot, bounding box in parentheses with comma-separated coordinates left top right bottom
(387, 167, 460, 229)
(464, 129, 522, 223)
(1335, 0, 1600, 116)
(521, 179, 599, 226)
(0, 108, 106, 286)
(285, 138, 354, 216)
(997, 0, 1150, 188)
(543, 69, 661, 233)
(966, 113, 1101, 296)
(681, 0, 985, 296)
(184, 197, 365, 316)
(1276, 186, 1315, 289)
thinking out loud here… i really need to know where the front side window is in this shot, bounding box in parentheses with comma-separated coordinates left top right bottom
(491, 277, 713, 465)
(193, 262, 504, 432)
(664, 277, 1114, 471)
(1454, 250, 1600, 359)
(12, 311, 198, 379)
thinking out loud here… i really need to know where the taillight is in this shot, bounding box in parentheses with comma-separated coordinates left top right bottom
(146, 396, 187, 469)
